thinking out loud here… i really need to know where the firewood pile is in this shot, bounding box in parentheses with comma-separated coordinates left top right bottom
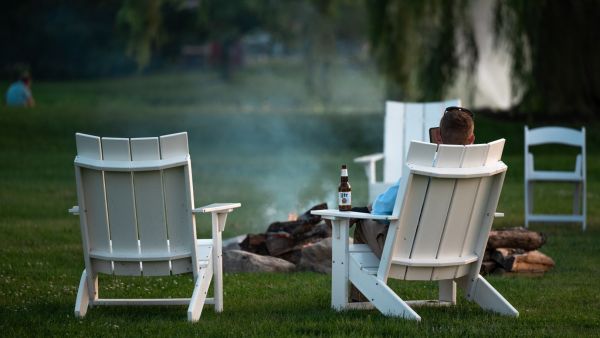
(239, 203, 332, 266)
(234, 204, 555, 276)
(481, 227, 555, 275)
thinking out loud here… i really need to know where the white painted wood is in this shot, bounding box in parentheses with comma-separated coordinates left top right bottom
(349, 257, 421, 320)
(438, 280, 456, 304)
(195, 203, 242, 213)
(355, 99, 460, 202)
(211, 212, 224, 312)
(188, 263, 213, 322)
(311, 209, 397, 221)
(383, 101, 405, 183)
(74, 270, 90, 317)
(160, 132, 189, 158)
(101, 137, 140, 276)
(354, 153, 384, 184)
(162, 165, 194, 274)
(433, 144, 488, 280)
(94, 299, 192, 306)
(525, 126, 586, 230)
(131, 137, 170, 276)
(76, 134, 112, 276)
(383, 142, 438, 280)
(407, 162, 507, 178)
(526, 126, 584, 147)
(406, 145, 464, 281)
(70, 132, 240, 322)
(460, 275, 518, 317)
(392, 254, 478, 267)
(75, 156, 188, 172)
(324, 139, 515, 320)
(331, 219, 350, 310)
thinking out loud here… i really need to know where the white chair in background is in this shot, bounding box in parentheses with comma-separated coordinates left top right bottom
(524, 126, 586, 230)
(354, 99, 461, 202)
(313, 139, 518, 320)
(69, 132, 241, 322)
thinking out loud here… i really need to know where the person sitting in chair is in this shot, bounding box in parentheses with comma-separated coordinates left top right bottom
(354, 106, 475, 258)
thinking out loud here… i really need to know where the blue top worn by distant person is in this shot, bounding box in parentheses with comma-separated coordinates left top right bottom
(5, 81, 33, 107)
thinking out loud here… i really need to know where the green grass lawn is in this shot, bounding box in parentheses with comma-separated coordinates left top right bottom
(1, 62, 599, 336)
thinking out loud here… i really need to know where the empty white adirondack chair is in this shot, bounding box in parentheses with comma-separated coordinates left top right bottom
(313, 139, 517, 320)
(354, 99, 461, 202)
(524, 126, 586, 230)
(69, 132, 241, 322)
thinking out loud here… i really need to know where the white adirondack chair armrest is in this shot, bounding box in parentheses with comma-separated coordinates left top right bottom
(311, 209, 397, 221)
(354, 153, 385, 184)
(193, 203, 241, 213)
(353, 153, 385, 164)
(408, 161, 507, 179)
(68, 206, 80, 215)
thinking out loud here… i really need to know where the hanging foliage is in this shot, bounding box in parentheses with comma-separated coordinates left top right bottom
(366, 0, 477, 101)
(494, 0, 600, 119)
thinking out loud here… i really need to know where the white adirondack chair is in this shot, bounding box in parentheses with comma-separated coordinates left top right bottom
(313, 139, 518, 320)
(69, 132, 241, 322)
(354, 99, 461, 202)
(524, 126, 586, 231)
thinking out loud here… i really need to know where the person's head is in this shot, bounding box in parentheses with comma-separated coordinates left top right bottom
(439, 106, 475, 145)
(19, 72, 31, 87)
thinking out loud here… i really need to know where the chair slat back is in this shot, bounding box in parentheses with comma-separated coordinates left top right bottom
(75, 133, 112, 274)
(525, 126, 585, 148)
(101, 137, 140, 275)
(382, 140, 506, 281)
(382, 99, 460, 183)
(130, 137, 170, 276)
(160, 132, 196, 274)
(74, 132, 195, 277)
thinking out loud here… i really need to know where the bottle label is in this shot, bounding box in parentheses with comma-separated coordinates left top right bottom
(341, 169, 348, 176)
(339, 191, 351, 206)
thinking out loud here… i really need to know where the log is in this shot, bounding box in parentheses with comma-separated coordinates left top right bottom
(512, 250, 555, 272)
(264, 203, 331, 256)
(480, 260, 498, 275)
(491, 248, 554, 273)
(487, 227, 547, 250)
(239, 233, 269, 255)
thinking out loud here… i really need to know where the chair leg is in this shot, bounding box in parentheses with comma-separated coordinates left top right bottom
(459, 274, 518, 317)
(187, 264, 213, 322)
(74, 270, 92, 317)
(525, 181, 533, 228)
(349, 263, 420, 320)
(211, 213, 225, 313)
(573, 182, 581, 215)
(438, 280, 456, 304)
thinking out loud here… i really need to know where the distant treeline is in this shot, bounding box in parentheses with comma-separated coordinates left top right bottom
(1, 1, 132, 79)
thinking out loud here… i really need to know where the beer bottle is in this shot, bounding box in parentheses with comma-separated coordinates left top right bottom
(338, 164, 352, 211)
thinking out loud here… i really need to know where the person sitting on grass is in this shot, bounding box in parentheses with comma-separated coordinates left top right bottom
(5, 71, 35, 107)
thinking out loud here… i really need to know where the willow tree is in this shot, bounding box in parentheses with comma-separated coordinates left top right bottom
(495, 0, 600, 119)
(367, 0, 600, 119)
(366, 0, 477, 101)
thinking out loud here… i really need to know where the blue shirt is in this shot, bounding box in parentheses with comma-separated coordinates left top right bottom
(6, 81, 32, 107)
(371, 178, 404, 215)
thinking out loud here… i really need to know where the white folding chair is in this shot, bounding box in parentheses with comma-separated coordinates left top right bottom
(524, 126, 586, 231)
(69, 132, 240, 321)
